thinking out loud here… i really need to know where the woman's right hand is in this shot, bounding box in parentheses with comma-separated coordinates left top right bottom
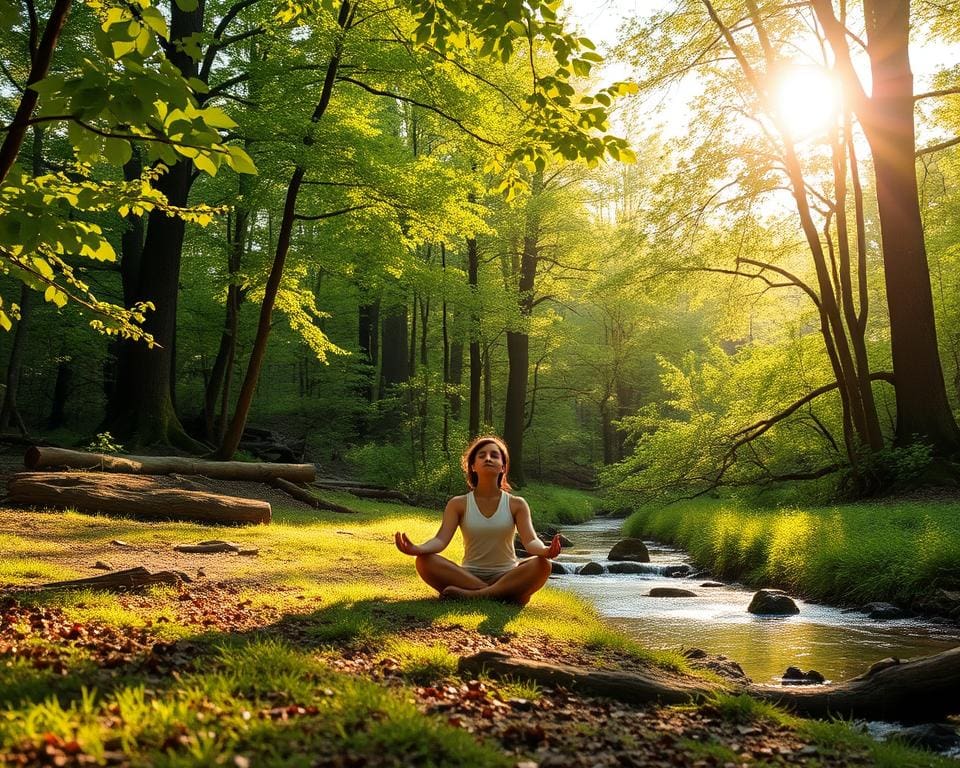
(394, 531, 423, 556)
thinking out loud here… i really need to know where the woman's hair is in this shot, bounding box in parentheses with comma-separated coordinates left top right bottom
(461, 435, 512, 491)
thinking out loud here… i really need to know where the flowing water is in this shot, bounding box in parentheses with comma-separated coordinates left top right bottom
(552, 517, 960, 685)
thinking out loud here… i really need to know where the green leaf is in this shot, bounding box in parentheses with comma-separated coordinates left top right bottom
(102, 137, 133, 166)
(174, 0, 198, 12)
(0, 309, 10, 332)
(226, 145, 258, 175)
(193, 152, 219, 176)
(201, 106, 237, 130)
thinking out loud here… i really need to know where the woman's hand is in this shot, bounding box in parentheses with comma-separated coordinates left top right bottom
(395, 531, 424, 556)
(543, 533, 562, 559)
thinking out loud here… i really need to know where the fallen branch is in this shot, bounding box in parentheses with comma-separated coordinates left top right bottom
(458, 651, 723, 705)
(24, 566, 191, 593)
(271, 478, 359, 514)
(312, 482, 410, 502)
(173, 540, 258, 555)
(24, 446, 315, 483)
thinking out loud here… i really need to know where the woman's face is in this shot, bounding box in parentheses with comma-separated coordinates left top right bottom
(472, 442, 504, 477)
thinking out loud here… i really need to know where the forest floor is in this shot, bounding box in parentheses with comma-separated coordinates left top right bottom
(0, 456, 955, 767)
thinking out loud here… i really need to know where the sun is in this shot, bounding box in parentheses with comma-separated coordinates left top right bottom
(772, 66, 841, 139)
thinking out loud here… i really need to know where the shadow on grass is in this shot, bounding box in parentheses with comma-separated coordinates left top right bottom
(0, 593, 520, 711)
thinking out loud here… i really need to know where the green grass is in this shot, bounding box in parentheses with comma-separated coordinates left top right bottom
(623, 497, 960, 605)
(519, 483, 598, 528)
(1, 492, 951, 766)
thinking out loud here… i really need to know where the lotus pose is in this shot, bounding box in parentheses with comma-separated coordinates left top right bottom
(395, 435, 561, 606)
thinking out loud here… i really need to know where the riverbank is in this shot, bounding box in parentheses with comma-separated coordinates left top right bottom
(0, 489, 954, 766)
(622, 497, 960, 618)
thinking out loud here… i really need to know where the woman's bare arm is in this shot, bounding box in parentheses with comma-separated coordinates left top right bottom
(513, 497, 561, 558)
(395, 496, 464, 556)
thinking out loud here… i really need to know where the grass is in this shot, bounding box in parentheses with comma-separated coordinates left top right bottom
(0, 493, 952, 765)
(623, 497, 960, 605)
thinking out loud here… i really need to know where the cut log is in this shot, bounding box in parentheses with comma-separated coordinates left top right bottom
(457, 650, 722, 705)
(271, 478, 359, 514)
(459, 646, 960, 722)
(7, 472, 271, 524)
(27, 566, 191, 592)
(747, 646, 960, 721)
(311, 482, 410, 502)
(24, 446, 315, 483)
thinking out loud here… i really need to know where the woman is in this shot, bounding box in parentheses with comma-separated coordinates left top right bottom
(394, 435, 561, 606)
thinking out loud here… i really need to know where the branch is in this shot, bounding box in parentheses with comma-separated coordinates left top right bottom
(336, 76, 499, 146)
(916, 135, 960, 157)
(914, 87, 960, 101)
(0, 0, 71, 182)
(293, 204, 371, 221)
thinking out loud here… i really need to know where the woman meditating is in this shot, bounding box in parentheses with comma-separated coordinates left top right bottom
(394, 435, 561, 606)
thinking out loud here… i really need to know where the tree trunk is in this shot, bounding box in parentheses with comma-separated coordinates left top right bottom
(216, 0, 355, 460)
(381, 303, 410, 387)
(107, 0, 205, 452)
(859, 0, 959, 452)
(503, 176, 541, 485)
(24, 446, 315, 482)
(0, 282, 32, 437)
(46, 344, 73, 430)
(7, 472, 271, 524)
(467, 235, 481, 437)
(358, 298, 380, 400)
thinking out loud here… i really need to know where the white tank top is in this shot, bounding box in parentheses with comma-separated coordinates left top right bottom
(460, 491, 518, 571)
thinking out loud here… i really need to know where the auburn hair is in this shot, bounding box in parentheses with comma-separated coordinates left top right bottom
(461, 435, 512, 492)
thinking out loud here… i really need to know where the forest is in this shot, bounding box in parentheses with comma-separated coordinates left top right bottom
(3, 1, 960, 766)
(3, 0, 960, 507)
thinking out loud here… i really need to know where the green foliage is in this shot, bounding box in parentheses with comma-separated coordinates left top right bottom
(85, 431, 124, 454)
(623, 497, 960, 605)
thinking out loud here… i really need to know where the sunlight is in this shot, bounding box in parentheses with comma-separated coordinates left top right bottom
(772, 66, 841, 139)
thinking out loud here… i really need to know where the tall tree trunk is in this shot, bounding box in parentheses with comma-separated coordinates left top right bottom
(381, 303, 410, 387)
(204, 176, 250, 442)
(502, 175, 541, 485)
(467, 235, 481, 438)
(483, 345, 493, 427)
(0, 283, 32, 436)
(860, 0, 958, 452)
(215, 0, 355, 460)
(107, 0, 205, 451)
(358, 298, 380, 400)
(46, 346, 73, 430)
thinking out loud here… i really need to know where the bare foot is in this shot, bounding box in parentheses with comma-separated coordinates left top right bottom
(441, 585, 480, 599)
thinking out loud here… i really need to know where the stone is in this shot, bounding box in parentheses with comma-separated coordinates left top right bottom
(93, 561, 112, 570)
(607, 562, 646, 574)
(663, 564, 691, 578)
(550, 561, 568, 575)
(781, 666, 825, 685)
(607, 538, 650, 562)
(700, 581, 725, 588)
(649, 587, 697, 598)
(578, 562, 604, 575)
(863, 601, 908, 620)
(889, 723, 960, 752)
(748, 589, 800, 615)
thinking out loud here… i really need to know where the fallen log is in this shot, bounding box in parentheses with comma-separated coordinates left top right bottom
(173, 540, 258, 555)
(7, 472, 271, 524)
(457, 650, 722, 705)
(459, 646, 960, 722)
(312, 482, 410, 502)
(24, 446, 315, 484)
(747, 647, 960, 722)
(271, 478, 359, 514)
(26, 566, 191, 593)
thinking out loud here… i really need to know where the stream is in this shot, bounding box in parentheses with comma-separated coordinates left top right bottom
(552, 517, 960, 686)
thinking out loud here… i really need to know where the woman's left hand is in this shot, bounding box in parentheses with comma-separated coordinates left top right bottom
(541, 534, 562, 559)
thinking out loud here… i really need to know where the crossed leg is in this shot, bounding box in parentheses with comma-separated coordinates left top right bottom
(414, 555, 553, 606)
